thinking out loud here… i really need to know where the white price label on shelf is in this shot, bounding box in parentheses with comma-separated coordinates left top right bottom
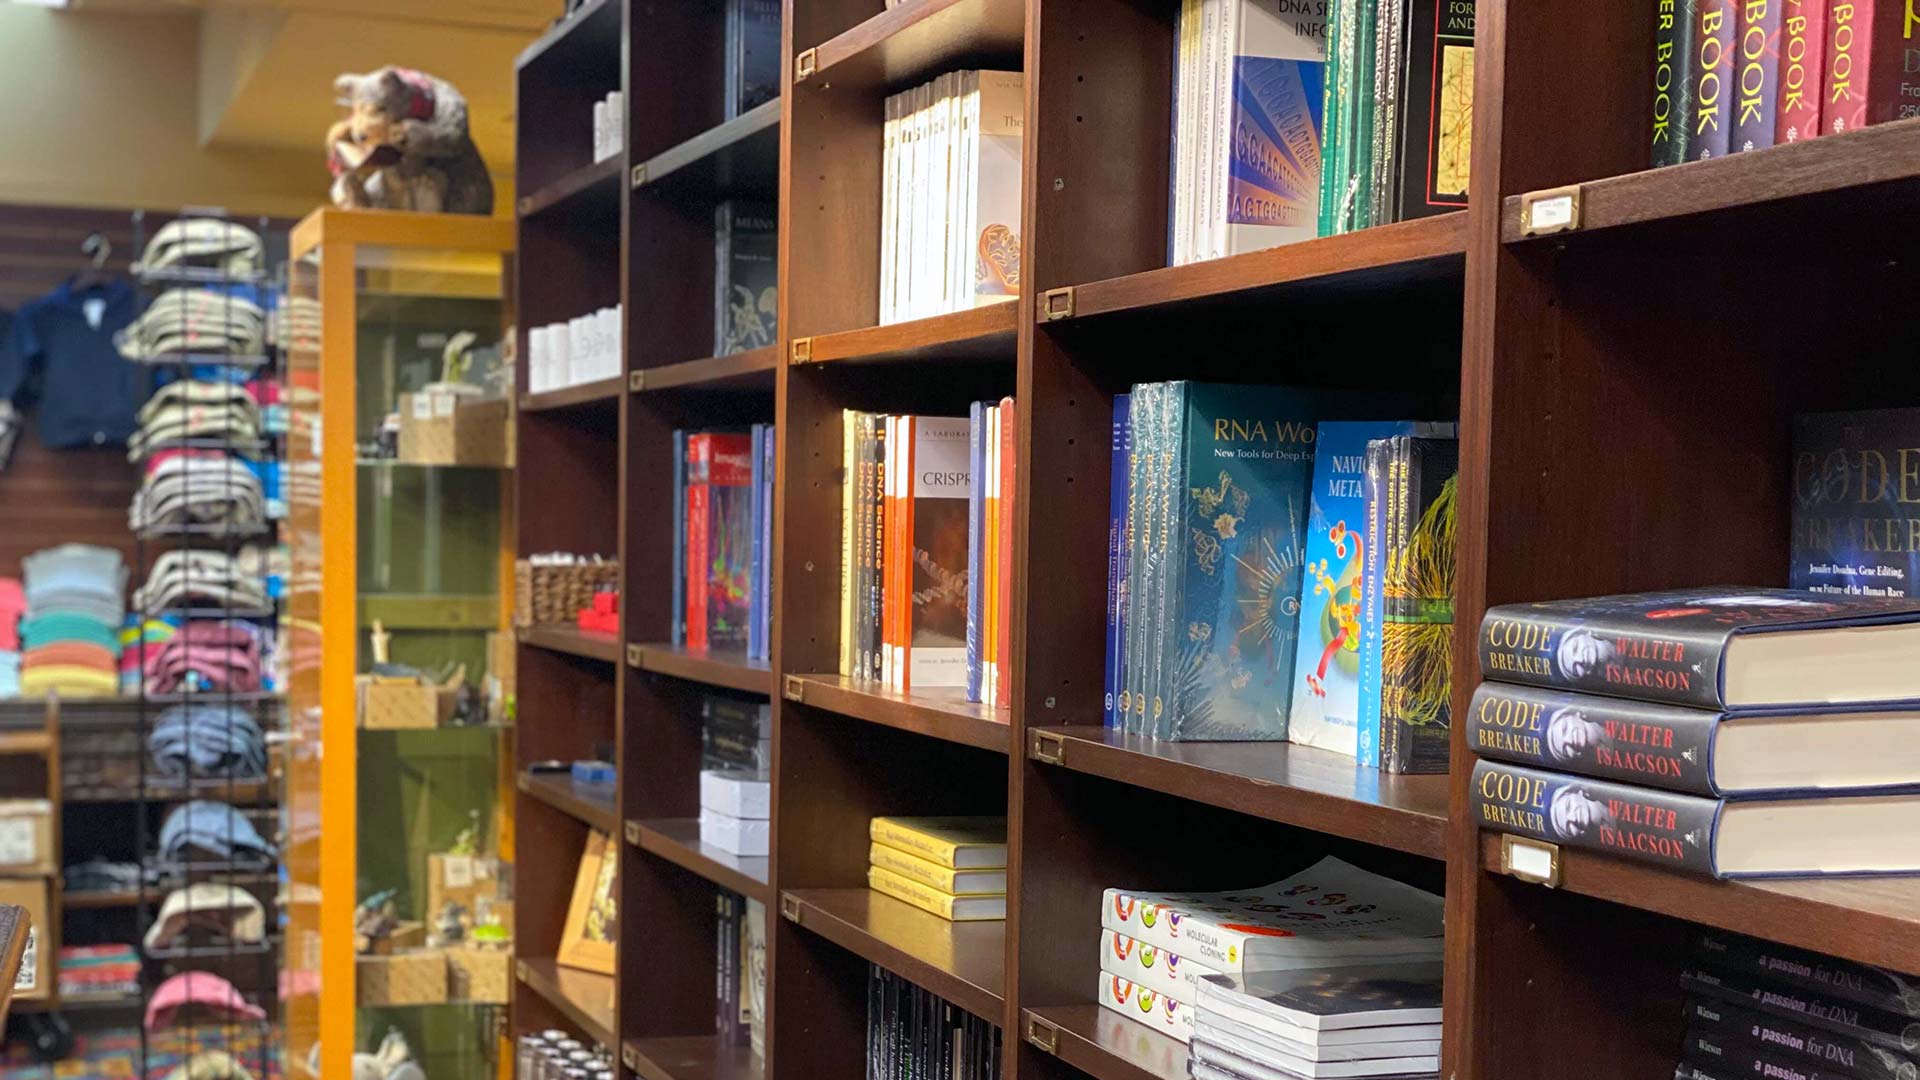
(0, 818, 36, 866)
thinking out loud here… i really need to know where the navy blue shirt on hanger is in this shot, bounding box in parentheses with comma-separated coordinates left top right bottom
(0, 279, 142, 448)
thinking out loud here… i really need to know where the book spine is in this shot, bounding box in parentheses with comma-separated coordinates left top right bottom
(1319, 0, 1347, 235)
(749, 423, 765, 661)
(1777, 0, 1825, 140)
(869, 843, 965, 893)
(1153, 383, 1190, 739)
(1684, 994, 1920, 1080)
(899, 415, 917, 692)
(1734, 0, 1782, 149)
(1098, 927, 1221, 1005)
(1470, 759, 1723, 875)
(724, 0, 741, 119)
(761, 424, 775, 658)
(1695, 929, 1920, 1019)
(1123, 386, 1154, 737)
(1397, 0, 1474, 217)
(1683, 1030, 1859, 1080)
(843, 412, 857, 676)
(709, 436, 755, 649)
(688, 435, 711, 650)
(1476, 604, 1734, 709)
(1355, 438, 1390, 768)
(868, 866, 960, 919)
(994, 395, 1015, 709)
(981, 405, 999, 707)
(867, 963, 881, 1080)
(1693, 0, 1736, 156)
(1382, 436, 1457, 775)
(1375, 436, 1411, 759)
(1196, 0, 1221, 260)
(673, 429, 688, 646)
(717, 891, 740, 1041)
(883, 415, 899, 687)
(1685, 965, 1920, 1051)
(1657, 0, 1701, 163)
(870, 820, 965, 866)
(1105, 394, 1132, 728)
(714, 203, 733, 353)
(968, 402, 985, 703)
(1822, 0, 1872, 133)
(1464, 682, 1724, 795)
(881, 95, 900, 325)
(869, 414, 886, 684)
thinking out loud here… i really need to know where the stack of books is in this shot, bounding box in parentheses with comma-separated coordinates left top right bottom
(865, 964, 1002, 1079)
(866, 816, 1006, 922)
(1675, 929, 1920, 1080)
(702, 694, 771, 774)
(837, 402, 1016, 706)
(700, 768, 770, 857)
(1166, 0, 1473, 262)
(1190, 962, 1444, 1080)
(1468, 588, 1920, 877)
(671, 426, 775, 660)
(878, 71, 1024, 325)
(1098, 857, 1445, 1045)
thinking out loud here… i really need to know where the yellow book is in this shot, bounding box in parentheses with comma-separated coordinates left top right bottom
(868, 815, 1007, 869)
(868, 865, 1006, 922)
(868, 842, 1008, 895)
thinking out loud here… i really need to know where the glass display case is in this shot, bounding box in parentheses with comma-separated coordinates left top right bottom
(282, 210, 516, 1080)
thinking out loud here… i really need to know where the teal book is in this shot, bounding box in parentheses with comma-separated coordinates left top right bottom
(1153, 385, 1340, 741)
(1287, 421, 1443, 758)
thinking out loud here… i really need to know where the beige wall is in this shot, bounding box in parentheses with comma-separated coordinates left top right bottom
(0, 8, 323, 217)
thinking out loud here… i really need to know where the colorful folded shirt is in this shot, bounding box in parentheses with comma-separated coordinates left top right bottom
(157, 801, 277, 863)
(19, 612, 121, 654)
(20, 665, 120, 698)
(145, 970, 267, 1031)
(20, 640, 116, 672)
(149, 703, 266, 779)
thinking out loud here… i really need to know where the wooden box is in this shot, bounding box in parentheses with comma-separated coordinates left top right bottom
(398, 393, 509, 467)
(357, 948, 447, 1006)
(446, 945, 510, 1004)
(359, 676, 454, 730)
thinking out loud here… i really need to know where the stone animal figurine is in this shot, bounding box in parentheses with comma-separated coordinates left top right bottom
(328, 67, 494, 216)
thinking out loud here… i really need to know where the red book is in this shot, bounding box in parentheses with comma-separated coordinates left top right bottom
(1822, 0, 1919, 133)
(1777, 0, 1826, 142)
(884, 415, 903, 689)
(687, 436, 713, 650)
(994, 396, 1015, 710)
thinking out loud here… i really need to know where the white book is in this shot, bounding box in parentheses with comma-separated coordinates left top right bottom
(1099, 928, 1219, 1006)
(1099, 972, 1195, 1043)
(931, 72, 955, 317)
(1209, 0, 1241, 260)
(840, 408, 857, 678)
(899, 90, 922, 324)
(1195, 961, 1445, 1033)
(1216, 0, 1329, 255)
(1192, 1034, 1439, 1080)
(911, 80, 935, 320)
(951, 71, 977, 310)
(1195, 1013, 1441, 1060)
(942, 72, 961, 315)
(1173, 0, 1202, 265)
(880, 94, 901, 325)
(1196, 0, 1223, 262)
(969, 71, 1023, 307)
(1101, 857, 1443, 973)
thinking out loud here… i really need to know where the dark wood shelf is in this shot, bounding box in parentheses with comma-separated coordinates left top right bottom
(1026, 727, 1448, 859)
(632, 346, 779, 393)
(519, 771, 619, 834)
(1050, 213, 1467, 324)
(516, 0, 620, 71)
(64, 889, 144, 910)
(803, 0, 1025, 91)
(1023, 1005, 1187, 1080)
(519, 155, 624, 218)
(520, 376, 625, 413)
(629, 643, 772, 695)
(1476, 832, 1920, 977)
(785, 675, 1009, 754)
(633, 97, 780, 197)
(1500, 118, 1920, 245)
(781, 888, 1003, 1022)
(518, 624, 621, 663)
(627, 817, 771, 903)
(792, 304, 1017, 368)
(622, 1035, 762, 1080)
(516, 956, 617, 1047)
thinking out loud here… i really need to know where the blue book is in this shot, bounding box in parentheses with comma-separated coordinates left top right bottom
(672, 428, 687, 646)
(728, 0, 782, 118)
(1792, 408, 1920, 600)
(966, 402, 986, 703)
(760, 424, 775, 657)
(1104, 394, 1131, 729)
(1288, 421, 1430, 758)
(748, 424, 766, 660)
(1355, 438, 1392, 768)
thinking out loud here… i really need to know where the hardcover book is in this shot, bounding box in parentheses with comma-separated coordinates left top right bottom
(867, 866, 1006, 922)
(1102, 857, 1444, 973)
(905, 416, 971, 690)
(1776, 0, 1825, 142)
(1684, 964, 1920, 1049)
(1684, 994, 1920, 1080)
(1791, 408, 1920, 599)
(1380, 434, 1458, 774)
(1655, 0, 1701, 164)
(869, 816, 1007, 869)
(672, 429, 687, 646)
(715, 201, 777, 357)
(1476, 588, 1920, 709)
(699, 433, 755, 649)
(1219, 0, 1330, 255)
(1692, 0, 1736, 157)
(1695, 929, 1920, 1018)
(748, 423, 766, 662)
(968, 402, 987, 703)
(1396, 0, 1474, 218)
(1683, 1030, 1856, 1080)
(1470, 758, 1920, 876)
(1734, 0, 1781, 150)
(994, 396, 1015, 708)
(1819, 0, 1920, 133)
(1289, 421, 1435, 757)
(869, 843, 1006, 895)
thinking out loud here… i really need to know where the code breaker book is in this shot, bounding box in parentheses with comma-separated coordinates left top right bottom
(1792, 408, 1920, 599)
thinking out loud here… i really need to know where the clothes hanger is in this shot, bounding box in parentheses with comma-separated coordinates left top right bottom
(69, 232, 116, 291)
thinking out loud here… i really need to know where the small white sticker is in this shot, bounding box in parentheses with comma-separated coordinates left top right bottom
(14, 926, 35, 991)
(0, 818, 36, 866)
(1506, 838, 1556, 883)
(1528, 194, 1575, 231)
(412, 396, 432, 421)
(443, 854, 473, 889)
(432, 393, 456, 418)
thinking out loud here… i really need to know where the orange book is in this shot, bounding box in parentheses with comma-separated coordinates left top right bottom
(995, 396, 1016, 709)
(899, 415, 918, 693)
(884, 415, 902, 690)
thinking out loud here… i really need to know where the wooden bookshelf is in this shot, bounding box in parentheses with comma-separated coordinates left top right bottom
(519, 375, 625, 413)
(517, 624, 621, 663)
(517, 956, 617, 1047)
(518, 771, 619, 834)
(511, 0, 1920, 1075)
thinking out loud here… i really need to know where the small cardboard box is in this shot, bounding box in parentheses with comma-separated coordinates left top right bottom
(358, 948, 447, 1006)
(359, 676, 454, 730)
(0, 800, 54, 876)
(398, 393, 509, 466)
(0, 878, 50, 1001)
(447, 945, 510, 1004)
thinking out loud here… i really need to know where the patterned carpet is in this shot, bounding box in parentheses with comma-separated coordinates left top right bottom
(0, 1025, 281, 1080)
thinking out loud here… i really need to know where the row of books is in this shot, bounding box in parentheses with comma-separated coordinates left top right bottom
(1676, 930, 1920, 1080)
(877, 71, 1024, 326)
(1099, 856, 1444, 1076)
(715, 891, 768, 1059)
(671, 427, 775, 658)
(701, 694, 770, 856)
(1652, 0, 1911, 164)
(835, 403, 1017, 706)
(864, 816, 1007, 923)
(591, 91, 624, 164)
(528, 305, 621, 393)
(1102, 384, 1460, 767)
(714, 200, 776, 358)
(865, 964, 1003, 1080)
(1167, 0, 1471, 264)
